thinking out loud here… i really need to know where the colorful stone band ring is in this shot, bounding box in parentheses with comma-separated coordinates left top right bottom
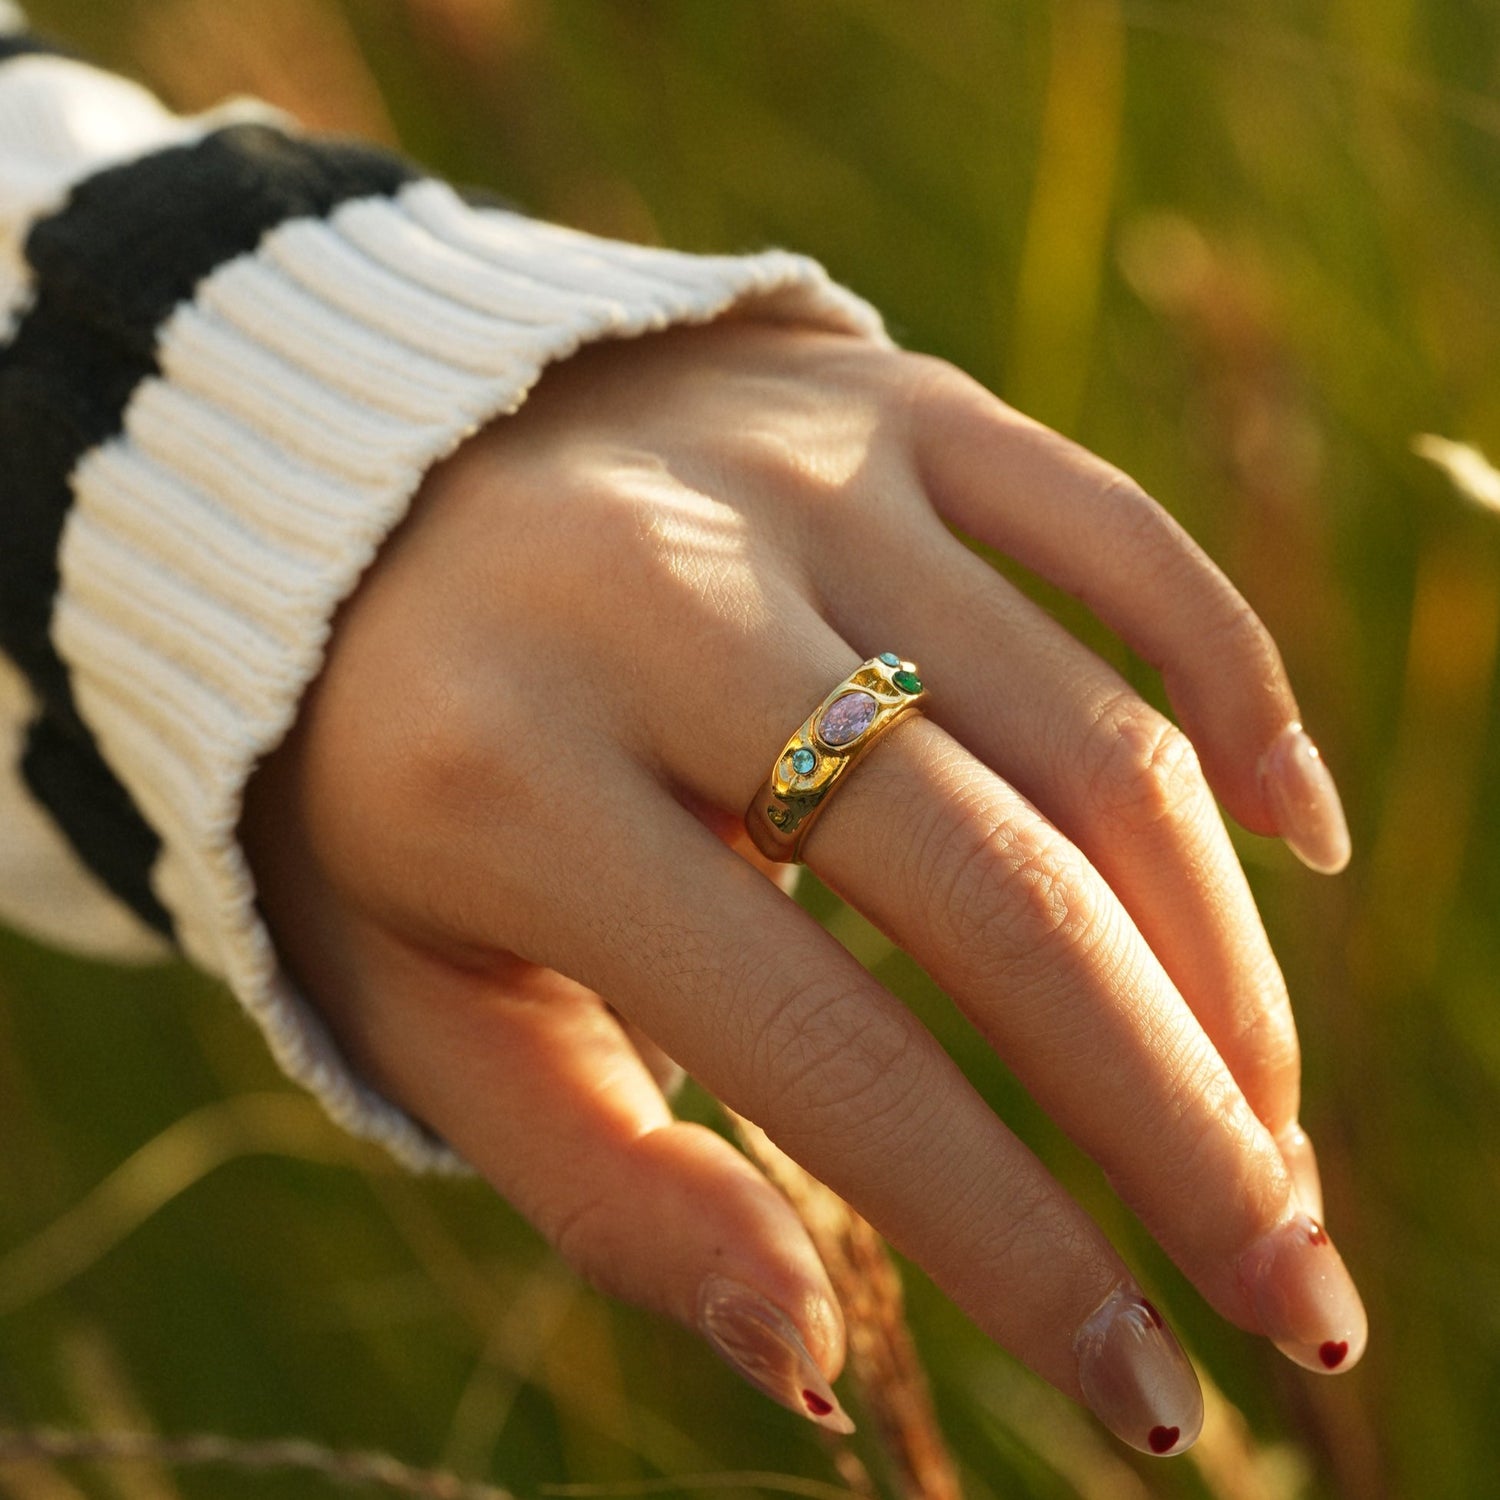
(745, 652, 929, 864)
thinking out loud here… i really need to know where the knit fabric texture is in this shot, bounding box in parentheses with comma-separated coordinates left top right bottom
(0, 13, 889, 1169)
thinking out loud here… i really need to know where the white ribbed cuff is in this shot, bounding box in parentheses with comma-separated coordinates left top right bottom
(55, 180, 889, 1170)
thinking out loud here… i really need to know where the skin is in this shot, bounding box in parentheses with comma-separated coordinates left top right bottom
(239, 319, 1357, 1413)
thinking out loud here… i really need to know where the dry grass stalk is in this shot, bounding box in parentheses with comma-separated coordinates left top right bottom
(727, 1113, 961, 1500)
(1187, 1375, 1310, 1500)
(0, 1430, 515, 1499)
(0, 1450, 90, 1500)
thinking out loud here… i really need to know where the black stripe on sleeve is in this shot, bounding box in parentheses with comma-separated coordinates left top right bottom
(0, 32, 86, 64)
(0, 124, 420, 935)
(19, 715, 172, 931)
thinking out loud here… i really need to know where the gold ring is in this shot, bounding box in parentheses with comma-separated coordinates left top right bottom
(745, 652, 928, 863)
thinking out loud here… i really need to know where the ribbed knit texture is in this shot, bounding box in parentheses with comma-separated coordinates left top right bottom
(1, 47, 292, 948)
(1, 25, 889, 1169)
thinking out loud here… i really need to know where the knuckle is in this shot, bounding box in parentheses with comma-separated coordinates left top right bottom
(394, 670, 558, 841)
(1080, 696, 1205, 834)
(903, 350, 999, 418)
(751, 986, 934, 1160)
(545, 1193, 630, 1299)
(720, 411, 835, 499)
(563, 462, 773, 637)
(1084, 465, 1293, 699)
(925, 1157, 1033, 1275)
(384, 670, 501, 810)
(544, 458, 687, 592)
(756, 986, 905, 1108)
(1157, 1044, 1267, 1195)
(898, 354, 1001, 453)
(1202, 596, 1285, 684)
(1086, 463, 1186, 559)
(1090, 465, 1213, 579)
(1233, 987, 1303, 1113)
(950, 1196, 1096, 1317)
(1195, 1079, 1268, 1199)
(901, 350, 977, 410)
(925, 801, 1102, 975)
(1091, 464, 1157, 520)
(568, 467, 675, 578)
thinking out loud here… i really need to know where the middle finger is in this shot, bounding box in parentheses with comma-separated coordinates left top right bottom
(813, 510, 1318, 1206)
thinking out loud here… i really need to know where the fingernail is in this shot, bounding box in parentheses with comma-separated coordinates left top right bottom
(1238, 1213, 1367, 1373)
(1260, 723, 1351, 874)
(697, 1276, 855, 1434)
(1276, 1122, 1325, 1222)
(1073, 1285, 1204, 1457)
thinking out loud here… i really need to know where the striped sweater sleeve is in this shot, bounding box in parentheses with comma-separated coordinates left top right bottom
(0, 9, 889, 1169)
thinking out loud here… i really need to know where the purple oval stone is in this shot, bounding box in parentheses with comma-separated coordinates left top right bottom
(817, 690, 878, 747)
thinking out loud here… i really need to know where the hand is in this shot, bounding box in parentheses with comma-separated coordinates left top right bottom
(239, 318, 1364, 1455)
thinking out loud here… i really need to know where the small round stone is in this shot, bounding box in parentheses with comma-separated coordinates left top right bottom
(790, 747, 817, 775)
(878, 651, 901, 667)
(817, 690, 879, 747)
(893, 669, 923, 694)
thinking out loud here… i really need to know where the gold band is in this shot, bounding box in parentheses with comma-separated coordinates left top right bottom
(745, 653, 928, 864)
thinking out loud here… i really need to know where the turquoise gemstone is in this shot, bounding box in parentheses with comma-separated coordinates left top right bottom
(893, 669, 922, 694)
(878, 651, 901, 667)
(791, 747, 817, 774)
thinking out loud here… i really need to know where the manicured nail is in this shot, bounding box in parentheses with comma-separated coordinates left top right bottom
(1238, 1213, 1367, 1373)
(1260, 723, 1351, 874)
(1074, 1285, 1204, 1456)
(697, 1276, 855, 1434)
(1276, 1122, 1325, 1222)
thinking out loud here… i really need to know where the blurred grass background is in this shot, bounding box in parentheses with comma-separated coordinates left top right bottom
(3, 1, 1499, 1496)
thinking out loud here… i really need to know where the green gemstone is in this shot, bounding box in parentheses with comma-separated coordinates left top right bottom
(790, 747, 817, 775)
(893, 670, 922, 694)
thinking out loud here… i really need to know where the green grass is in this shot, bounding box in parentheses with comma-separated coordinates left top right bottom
(4, 2, 1500, 1496)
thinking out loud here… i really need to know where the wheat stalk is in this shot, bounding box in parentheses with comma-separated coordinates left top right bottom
(0, 1431, 514, 1500)
(727, 1112, 962, 1500)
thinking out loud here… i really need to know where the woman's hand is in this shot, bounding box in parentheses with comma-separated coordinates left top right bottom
(239, 319, 1364, 1455)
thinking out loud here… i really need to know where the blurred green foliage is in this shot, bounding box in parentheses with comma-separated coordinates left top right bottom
(3, 2, 1499, 1497)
